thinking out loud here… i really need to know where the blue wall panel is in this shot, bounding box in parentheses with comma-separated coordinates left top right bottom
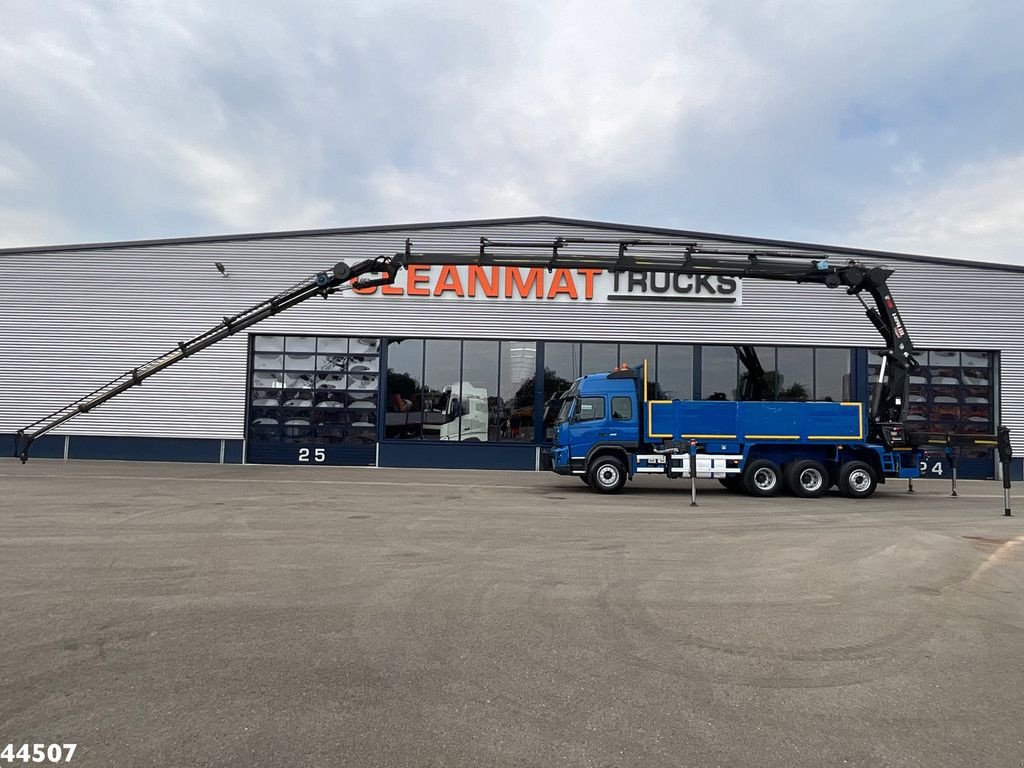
(224, 440, 244, 464)
(2, 433, 65, 460)
(379, 441, 536, 470)
(70, 435, 221, 462)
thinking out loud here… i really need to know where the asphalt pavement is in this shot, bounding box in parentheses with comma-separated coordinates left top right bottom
(1, 460, 1022, 767)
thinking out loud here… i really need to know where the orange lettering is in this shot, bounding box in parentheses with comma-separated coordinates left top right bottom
(505, 267, 543, 298)
(406, 265, 430, 296)
(433, 265, 465, 297)
(382, 280, 404, 296)
(351, 279, 377, 295)
(467, 265, 499, 297)
(577, 269, 601, 300)
(547, 268, 578, 299)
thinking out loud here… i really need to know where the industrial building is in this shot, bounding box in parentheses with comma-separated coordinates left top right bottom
(2, 216, 1021, 480)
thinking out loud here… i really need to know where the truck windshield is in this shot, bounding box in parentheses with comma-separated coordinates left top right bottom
(553, 382, 581, 425)
(555, 398, 573, 424)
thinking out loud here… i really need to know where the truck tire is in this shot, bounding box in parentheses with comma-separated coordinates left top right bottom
(588, 456, 627, 494)
(742, 459, 782, 497)
(838, 461, 877, 499)
(785, 459, 828, 499)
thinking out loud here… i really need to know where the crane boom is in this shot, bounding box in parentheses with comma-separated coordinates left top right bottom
(14, 256, 401, 462)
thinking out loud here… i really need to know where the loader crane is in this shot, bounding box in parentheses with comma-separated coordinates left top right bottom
(13, 236, 1012, 511)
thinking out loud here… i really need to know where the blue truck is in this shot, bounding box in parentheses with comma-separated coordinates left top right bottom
(543, 362, 920, 498)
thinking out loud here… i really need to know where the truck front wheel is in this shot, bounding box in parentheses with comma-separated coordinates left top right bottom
(743, 459, 782, 497)
(588, 456, 627, 494)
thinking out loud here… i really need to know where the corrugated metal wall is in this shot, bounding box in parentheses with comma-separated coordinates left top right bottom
(2, 219, 1023, 452)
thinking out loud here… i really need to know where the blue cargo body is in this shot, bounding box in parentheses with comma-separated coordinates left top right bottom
(647, 400, 864, 445)
(545, 365, 924, 498)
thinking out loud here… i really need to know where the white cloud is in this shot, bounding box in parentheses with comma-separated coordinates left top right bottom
(849, 152, 1024, 264)
(0, 0, 1022, 249)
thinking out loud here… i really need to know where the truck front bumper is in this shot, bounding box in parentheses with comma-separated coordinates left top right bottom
(541, 446, 572, 475)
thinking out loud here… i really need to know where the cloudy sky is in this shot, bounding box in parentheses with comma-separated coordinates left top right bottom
(1, 0, 1022, 263)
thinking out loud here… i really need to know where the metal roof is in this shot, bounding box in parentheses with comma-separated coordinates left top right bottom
(2, 214, 1022, 274)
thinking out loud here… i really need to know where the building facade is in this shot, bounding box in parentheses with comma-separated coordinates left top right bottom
(2, 217, 1021, 480)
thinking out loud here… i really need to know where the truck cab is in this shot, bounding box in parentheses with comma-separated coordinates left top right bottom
(547, 369, 642, 490)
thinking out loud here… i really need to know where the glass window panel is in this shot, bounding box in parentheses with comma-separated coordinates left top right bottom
(316, 372, 347, 390)
(348, 372, 379, 391)
(252, 371, 284, 389)
(462, 341, 499, 442)
(284, 352, 316, 370)
(347, 355, 380, 374)
(611, 396, 633, 420)
(251, 389, 280, 407)
(582, 343, 619, 375)
(254, 335, 284, 352)
(700, 346, 737, 400)
(350, 337, 381, 354)
(423, 340, 463, 441)
(655, 344, 693, 401)
(284, 371, 314, 389)
(501, 340, 537, 443)
(285, 336, 316, 353)
(814, 348, 851, 402)
(928, 350, 960, 366)
(316, 354, 347, 372)
(578, 396, 605, 421)
(317, 337, 348, 354)
(283, 392, 314, 408)
(777, 347, 812, 401)
(738, 346, 776, 400)
(314, 390, 345, 408)
(542, 342, 580, 439)
(619, 344, 656, 373)
(385, 339, 424, 440)
(253, 353, 283, 370)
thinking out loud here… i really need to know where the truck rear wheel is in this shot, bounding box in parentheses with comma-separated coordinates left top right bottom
(588, 456, 627, 494)
(785, 459, 828, 498)
(838, 461, 877, 499)
(742, 459, 782, 497)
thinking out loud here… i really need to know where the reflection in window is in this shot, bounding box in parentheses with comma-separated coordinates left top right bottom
(251, 334, 380, 444)
(737, 346, 776, 400)
(462, 341, 499, 441)
(423, 340, 462, 442)
(700, 346, 737, 400)
(776, 347, 811, 400)
(655, 344, 693, 400)
(619, 344, 656, 373)
(543, 343, 580, 437)
(501, 341, 537, 442)
(899, 349, 994, 453)
(814, 348, 850, 401)
(385, 340, 424, 440)
(254, 336, 284, 352)
(582, 343, 619, 375)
